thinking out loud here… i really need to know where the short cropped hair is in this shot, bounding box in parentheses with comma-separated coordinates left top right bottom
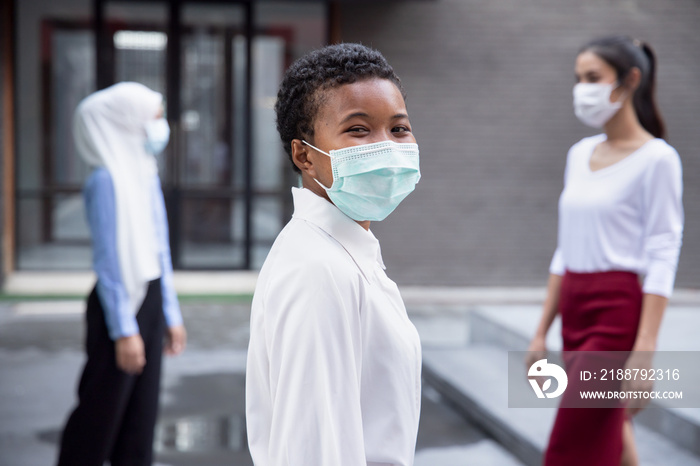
(274, 43, 405, 173)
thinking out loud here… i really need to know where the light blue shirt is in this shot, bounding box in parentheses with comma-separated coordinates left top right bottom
(84, 168, 182, 340)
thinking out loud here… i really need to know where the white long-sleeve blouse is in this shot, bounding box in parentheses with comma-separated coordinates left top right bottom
(246, 187, 422, 466)
(550, 134, 684, 298)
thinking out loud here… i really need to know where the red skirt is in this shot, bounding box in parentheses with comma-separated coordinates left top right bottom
(544, 270, 642, 466)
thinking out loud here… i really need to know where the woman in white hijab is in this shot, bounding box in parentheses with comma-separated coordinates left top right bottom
(57, 82, 186, 466)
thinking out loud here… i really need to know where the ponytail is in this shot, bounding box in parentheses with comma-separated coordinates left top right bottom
(580, 36, 666, 139)
(634, 42, 665, 139)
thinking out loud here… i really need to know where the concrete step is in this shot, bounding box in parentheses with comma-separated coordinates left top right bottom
(467, 305, 700, 456)
(469, 305, 700, 352)
(422, 345, 700, 466)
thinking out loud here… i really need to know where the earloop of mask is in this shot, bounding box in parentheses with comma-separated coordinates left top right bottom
(301, 140, 333, 189)
(302, 140, 331, 157)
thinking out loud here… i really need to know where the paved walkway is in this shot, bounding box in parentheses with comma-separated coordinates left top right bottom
(0, 298, 520, 466)
(2, 282, 698, 465)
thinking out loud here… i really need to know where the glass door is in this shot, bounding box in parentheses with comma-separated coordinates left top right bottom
(177, 3, 248, 268)
(177, 3, 291, 269)
(100, 0, 256, 269)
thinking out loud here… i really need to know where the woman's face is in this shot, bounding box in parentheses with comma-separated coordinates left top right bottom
(575, 50, 625, 103)
(302, 78, 415, 190)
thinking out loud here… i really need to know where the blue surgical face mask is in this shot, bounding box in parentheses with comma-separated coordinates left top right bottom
(302, 139, 421, 222)
(144, 118, 170, 155)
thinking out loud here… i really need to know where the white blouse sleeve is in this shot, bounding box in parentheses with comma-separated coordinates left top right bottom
(263, 259, 366, 465)
(549, 247, 565, 276)
(642, 150, 684, 297)
(549, 144, 575, 276)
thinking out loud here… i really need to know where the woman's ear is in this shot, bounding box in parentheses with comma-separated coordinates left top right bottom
(624, 67, 642, 92)
(291, 139, 316, 176)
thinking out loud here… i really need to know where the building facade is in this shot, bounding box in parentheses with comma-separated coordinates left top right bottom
(338, 0, 700, 288)
(8, 0, 328, 275)
(1, 0, 698, 289)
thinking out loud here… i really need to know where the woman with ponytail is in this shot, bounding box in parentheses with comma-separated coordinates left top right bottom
(527, 36, 683, 465)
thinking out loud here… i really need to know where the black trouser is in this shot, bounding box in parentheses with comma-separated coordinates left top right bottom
(57, 279, 164, 466)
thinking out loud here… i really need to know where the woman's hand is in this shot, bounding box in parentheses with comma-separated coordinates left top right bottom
(526, 273, 562, 383)
(165, 324, 187, 356)
(525, 335, 548, 387)
(115, 334, 146, 374)
(622, 294, 667, 416)
(622, 351, 655, 417)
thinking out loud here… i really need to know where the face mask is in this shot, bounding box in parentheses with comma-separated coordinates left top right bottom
(573, 82, 625, 128)
(144, 118, 170, 155)
(302, 139, 421, 222)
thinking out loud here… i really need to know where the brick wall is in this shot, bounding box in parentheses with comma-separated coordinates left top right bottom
(339, 0, 700, 288)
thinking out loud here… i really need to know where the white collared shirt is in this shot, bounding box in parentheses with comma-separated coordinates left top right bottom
(246, 187, 422, 466)
(550, 134, 684, 297)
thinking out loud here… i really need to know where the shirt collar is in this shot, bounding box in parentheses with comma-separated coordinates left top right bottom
(291, 187, 385, 282)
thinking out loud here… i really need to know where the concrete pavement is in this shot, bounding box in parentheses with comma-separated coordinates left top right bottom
(0, 297, 521, 466)
(2, 281, 699, 465)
